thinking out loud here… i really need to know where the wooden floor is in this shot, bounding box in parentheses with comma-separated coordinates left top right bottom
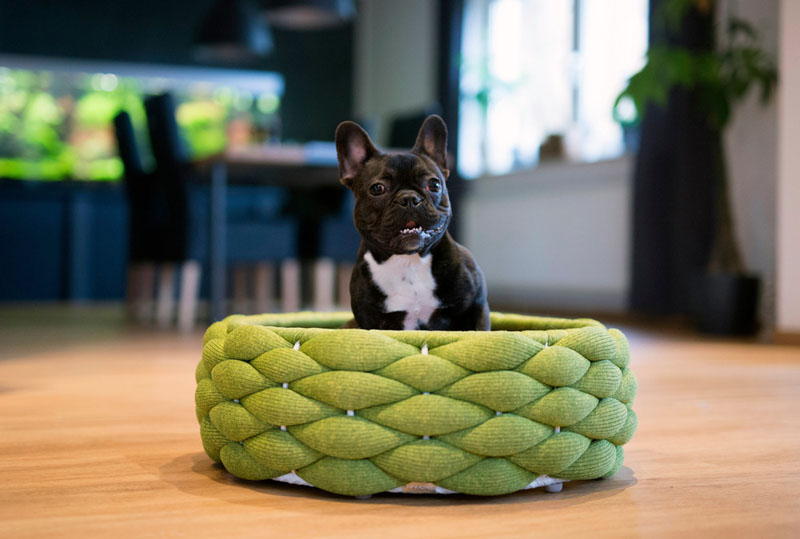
(1, 306, 799, 538)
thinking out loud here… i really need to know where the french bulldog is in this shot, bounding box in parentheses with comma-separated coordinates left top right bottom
(335, 114, 490, 331)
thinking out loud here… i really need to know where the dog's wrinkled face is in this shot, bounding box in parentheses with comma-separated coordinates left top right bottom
(335, 115, 451, 256)
(352, 152, 450, 254)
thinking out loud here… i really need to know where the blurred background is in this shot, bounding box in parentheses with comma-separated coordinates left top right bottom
(0, 0, 797, 341)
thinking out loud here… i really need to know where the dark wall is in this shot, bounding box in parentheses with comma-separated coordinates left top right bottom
(275, 28, 353, 142)
(0, 180, 306, 301)
(0, 0, 212, 65)
(0, 181, 128, 301)
(0, 0, 353, 141)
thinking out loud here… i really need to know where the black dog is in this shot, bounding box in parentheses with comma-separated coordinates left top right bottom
(335, 115, 490, 331)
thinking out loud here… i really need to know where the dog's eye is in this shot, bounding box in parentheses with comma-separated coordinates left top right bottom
(426, 178, 442, 193)
(369, 183, 386, 196)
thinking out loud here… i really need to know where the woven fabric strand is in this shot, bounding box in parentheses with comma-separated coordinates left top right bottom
(196, 311, 637, 497)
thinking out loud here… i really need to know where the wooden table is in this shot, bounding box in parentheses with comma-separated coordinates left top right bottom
(1, 307, 799, 537)
(204, 144, 341, 321)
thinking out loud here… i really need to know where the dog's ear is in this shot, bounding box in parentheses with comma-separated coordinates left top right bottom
(412, 115, 449, 179)
(335, 121, 378, 189)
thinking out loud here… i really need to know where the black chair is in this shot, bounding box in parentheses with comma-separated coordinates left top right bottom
(141, 92, 300, 326)
(142, 93, 194, 262)
(113, 110, 160, 322)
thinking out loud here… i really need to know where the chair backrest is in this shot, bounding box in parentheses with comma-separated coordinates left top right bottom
(113, 110, 161, 261)
(143, 93, 193, 261)
(113, 111, 145, 178)
(144, 92, 188, 172)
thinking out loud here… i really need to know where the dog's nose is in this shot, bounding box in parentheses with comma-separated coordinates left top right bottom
(394, 191, 423, 208)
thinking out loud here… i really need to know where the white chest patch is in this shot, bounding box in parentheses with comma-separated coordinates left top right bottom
(364, 251, 440, 330)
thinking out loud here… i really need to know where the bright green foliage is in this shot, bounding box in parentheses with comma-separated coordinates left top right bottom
(614, 1, 778, 130)
(0, 67, 282, 181)
(196, 312, 638, 496)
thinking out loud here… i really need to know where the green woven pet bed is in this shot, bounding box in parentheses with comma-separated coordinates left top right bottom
(196, 312, 637, 497)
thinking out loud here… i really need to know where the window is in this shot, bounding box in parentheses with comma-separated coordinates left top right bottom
(458, 0, 648, 178)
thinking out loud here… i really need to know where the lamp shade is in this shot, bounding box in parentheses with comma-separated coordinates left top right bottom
(196, 0, 274, 62)
(260, 0, 356, 30)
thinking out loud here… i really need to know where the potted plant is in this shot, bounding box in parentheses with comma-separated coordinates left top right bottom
(614, 0, 777, 335)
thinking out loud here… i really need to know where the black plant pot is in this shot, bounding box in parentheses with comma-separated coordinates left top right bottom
(689, 272, 760, 335)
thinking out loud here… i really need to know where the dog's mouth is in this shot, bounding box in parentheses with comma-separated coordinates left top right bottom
(398, 220, 446, 240)
(361, 213, 450, 255)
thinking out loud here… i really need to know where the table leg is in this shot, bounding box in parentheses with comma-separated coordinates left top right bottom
(210, 161, 227, 322)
